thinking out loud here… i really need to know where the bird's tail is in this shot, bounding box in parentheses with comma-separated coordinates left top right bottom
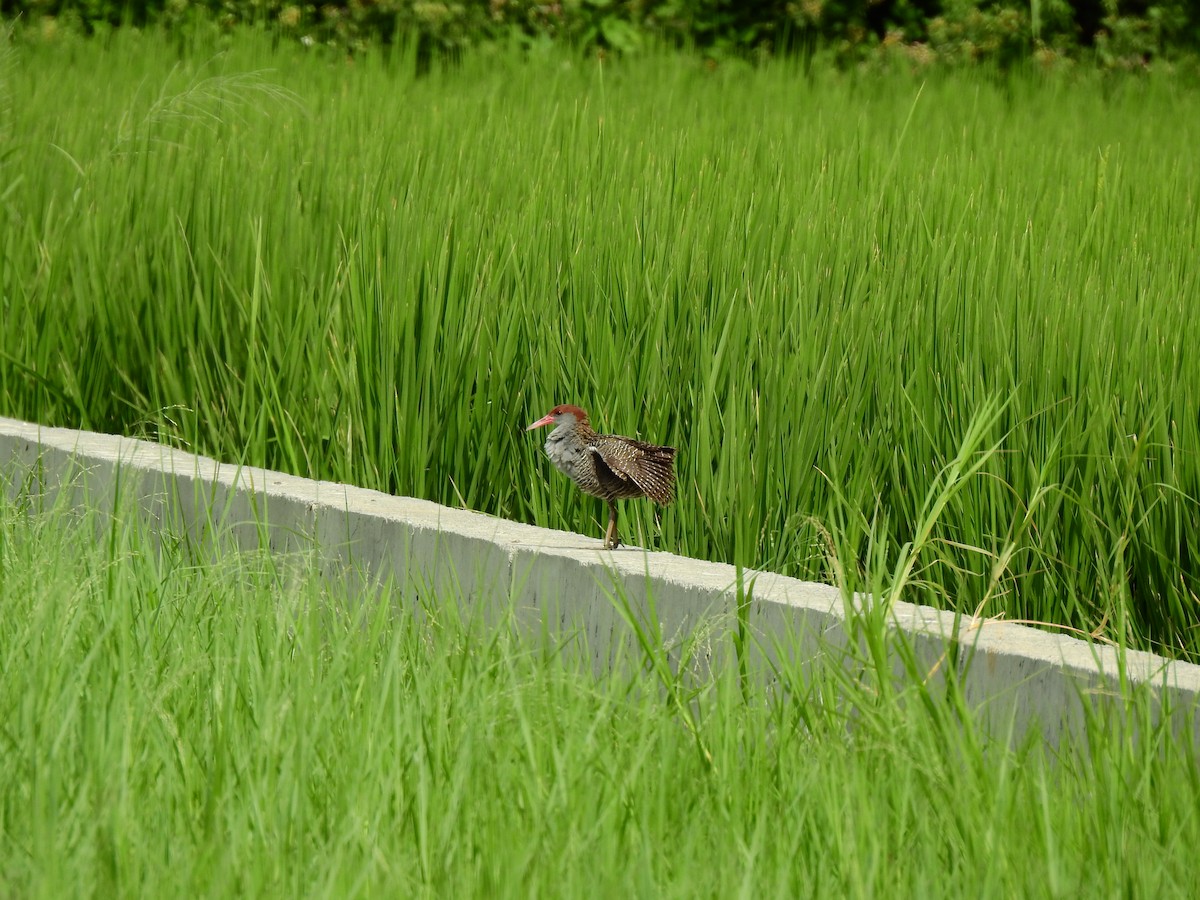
(637, 445, 677, 506)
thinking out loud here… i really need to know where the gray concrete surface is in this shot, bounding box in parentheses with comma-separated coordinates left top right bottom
(2, 414, 1198, 748)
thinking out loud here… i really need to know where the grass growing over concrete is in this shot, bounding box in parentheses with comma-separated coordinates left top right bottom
(0, 490, 1198, 896)
(3, 29, 1200, 660)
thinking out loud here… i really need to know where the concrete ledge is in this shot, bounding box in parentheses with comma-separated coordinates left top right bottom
(2, 414, 1198, 748)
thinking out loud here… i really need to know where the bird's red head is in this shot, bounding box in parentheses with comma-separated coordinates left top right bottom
(526, 404, 590, 431)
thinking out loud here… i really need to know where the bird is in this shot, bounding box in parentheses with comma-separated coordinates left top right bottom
(526, 404, 677, 550)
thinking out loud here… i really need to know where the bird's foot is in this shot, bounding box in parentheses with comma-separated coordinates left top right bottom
(603, 535, 621, 550)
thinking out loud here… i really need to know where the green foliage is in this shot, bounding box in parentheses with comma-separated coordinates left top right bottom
(2, 491, 1199, 894)
(3, 36, 1200, 661)
(1094, 0, 1198, 68)
(5, 0, 1200, 63)
(926, 2, 1030, 65)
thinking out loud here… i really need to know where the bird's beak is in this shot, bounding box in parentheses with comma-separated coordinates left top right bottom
(526, 414, 556, 431)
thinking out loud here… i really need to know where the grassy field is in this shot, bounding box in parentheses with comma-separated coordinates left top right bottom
(0, 491, 1197, 896)
(3, 29, 1200, 660)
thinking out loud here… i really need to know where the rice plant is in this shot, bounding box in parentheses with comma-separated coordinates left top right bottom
(1, 488, 1198, 896)
(3, 29, 1200, 658)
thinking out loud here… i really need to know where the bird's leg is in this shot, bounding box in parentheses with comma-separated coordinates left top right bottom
(604, 499, 620, 550)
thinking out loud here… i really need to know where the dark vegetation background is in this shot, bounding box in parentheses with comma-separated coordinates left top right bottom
(4, 0, 1199, 70)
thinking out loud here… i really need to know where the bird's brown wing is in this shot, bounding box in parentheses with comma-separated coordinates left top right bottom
(590, 436, 677, 506)
(585, 448, 644, 501)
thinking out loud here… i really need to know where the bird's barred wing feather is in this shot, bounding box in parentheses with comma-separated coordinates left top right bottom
(589, 436, 677, 505)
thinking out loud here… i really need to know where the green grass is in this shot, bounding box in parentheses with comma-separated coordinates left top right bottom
(3, 28, 1200, 660)
(1, 489, 1198, 897)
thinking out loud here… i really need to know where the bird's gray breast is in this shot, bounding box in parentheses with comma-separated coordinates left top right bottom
(544, 429, 602, 493)
(545, 430, 588, 472)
